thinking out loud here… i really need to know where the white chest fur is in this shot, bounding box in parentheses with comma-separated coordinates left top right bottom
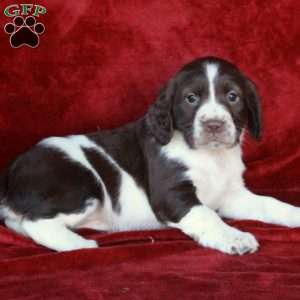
(161, 132, 245, 210)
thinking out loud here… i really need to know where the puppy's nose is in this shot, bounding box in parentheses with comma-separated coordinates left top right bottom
(202, 119, 225, 133)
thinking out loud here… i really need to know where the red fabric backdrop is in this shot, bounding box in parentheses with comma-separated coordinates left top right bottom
(0, 0, 300, 299)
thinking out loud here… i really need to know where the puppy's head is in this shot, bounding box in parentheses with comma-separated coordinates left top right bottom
(146, 57, 261, 149)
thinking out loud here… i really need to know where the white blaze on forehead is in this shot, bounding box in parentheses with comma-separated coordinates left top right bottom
(206, 63, 219, 104)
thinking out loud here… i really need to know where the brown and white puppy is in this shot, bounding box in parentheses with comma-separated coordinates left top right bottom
(1, 57, 299, 254)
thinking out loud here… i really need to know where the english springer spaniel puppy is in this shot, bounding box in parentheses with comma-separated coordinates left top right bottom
(1, 57, 299, 254)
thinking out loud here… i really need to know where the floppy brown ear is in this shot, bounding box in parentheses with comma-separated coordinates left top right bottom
(245, 78, 262, 140)
(146, 80, 175, 145)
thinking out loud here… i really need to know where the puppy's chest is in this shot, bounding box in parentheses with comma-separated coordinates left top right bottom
(186, 156, 239, 209)
(163, 144, 244, 210)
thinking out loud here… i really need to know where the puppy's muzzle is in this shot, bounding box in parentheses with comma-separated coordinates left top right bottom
(201, 119, 226, 135)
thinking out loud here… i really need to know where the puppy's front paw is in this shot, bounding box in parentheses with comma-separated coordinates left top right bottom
(200, 226, 259, 255)
(222, 229, 259, 255)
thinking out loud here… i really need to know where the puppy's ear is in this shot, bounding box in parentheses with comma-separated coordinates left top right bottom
(245, 78, 262, 140)
(146, 80, 175, 145)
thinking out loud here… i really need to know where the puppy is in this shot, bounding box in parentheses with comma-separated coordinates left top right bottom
(1, 57, 299, 254)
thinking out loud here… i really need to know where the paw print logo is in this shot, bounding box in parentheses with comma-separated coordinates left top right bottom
(4, 16, 45, 48)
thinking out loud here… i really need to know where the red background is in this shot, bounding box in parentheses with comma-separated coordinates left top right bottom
(0, 0, 300, 299)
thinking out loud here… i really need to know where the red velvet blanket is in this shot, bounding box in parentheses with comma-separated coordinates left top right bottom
(2, 221, 300, 300)
(0, 0, 300, 299)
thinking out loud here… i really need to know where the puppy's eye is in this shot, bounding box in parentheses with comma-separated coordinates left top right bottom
(185, 93, 199, 105)
(227, 91, 240, 103)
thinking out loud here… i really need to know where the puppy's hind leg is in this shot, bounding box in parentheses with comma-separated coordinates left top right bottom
(22, 218, 98, 251)
(5, 218, 28, 236)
